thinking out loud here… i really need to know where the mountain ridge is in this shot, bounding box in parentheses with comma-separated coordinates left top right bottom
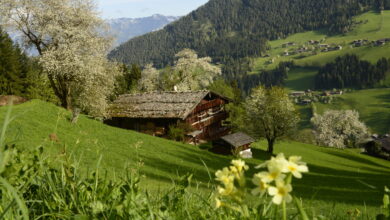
(106, 14, 180, 47)
(109, 0, 385, 68)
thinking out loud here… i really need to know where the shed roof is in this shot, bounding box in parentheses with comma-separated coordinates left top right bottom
(221, 132, 255, 148)
(379, 137, 390, 152)
(109, 91, 227, 120)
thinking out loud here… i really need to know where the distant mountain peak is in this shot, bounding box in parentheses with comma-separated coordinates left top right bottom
(106, 14, 181, 47)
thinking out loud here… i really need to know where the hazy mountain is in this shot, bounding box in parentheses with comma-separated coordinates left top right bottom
(106, 14, 180, 47)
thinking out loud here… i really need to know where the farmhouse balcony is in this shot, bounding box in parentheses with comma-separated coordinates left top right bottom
(193, 98, 225, 114)
(190, 112, 228, 130)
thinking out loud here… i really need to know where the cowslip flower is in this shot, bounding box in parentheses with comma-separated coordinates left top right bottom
(217, 183, 236, 196)
(257, 153, 289, 172)
(267, 180, 293, 205)
(215, 198, 223, 208)
(215, 167, 234, 186)
(251, 173, 269, 196)
(257, 170, 285, 184)
(230, 159, 249, 173)
(283, 156, 309, 178)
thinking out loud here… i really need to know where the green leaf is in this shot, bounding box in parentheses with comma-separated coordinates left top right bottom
(294, 197, 309, 220)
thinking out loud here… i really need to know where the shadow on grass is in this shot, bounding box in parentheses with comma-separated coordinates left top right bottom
(294, 163, 390, 206)
(365, 110, 390, 134)
(297, 106, 313, 129)
(324, 150, 390, 171)
(286, 74, 315, 91)
(137, 144, 390, 206)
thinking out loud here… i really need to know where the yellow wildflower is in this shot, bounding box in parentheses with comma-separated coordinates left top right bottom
(231, 159, 249, 173)
(257, 170, 285, 183)
(283, 156, 309, 178)
(267, 180, 293, 205)
(257, 153, 289, 173)
(215, 167, 234, 185)
(251, 173, 269, 196)
(215, 198, 222, 208)
(217, 183, 236, 196)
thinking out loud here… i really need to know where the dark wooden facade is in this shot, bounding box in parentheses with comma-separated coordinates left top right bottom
(185, 96, 229, 140)
(107, 91, 230, 141)
(212, 132, 255, 155)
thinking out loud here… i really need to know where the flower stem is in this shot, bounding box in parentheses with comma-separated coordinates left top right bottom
(282, 200, 287, 220)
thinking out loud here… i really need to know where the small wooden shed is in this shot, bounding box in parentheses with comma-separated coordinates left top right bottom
(378, 137, 390, 153)
(213, 132, 255, 155)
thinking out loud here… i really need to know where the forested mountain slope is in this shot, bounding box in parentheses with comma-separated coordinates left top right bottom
(109, 0, 388, 68)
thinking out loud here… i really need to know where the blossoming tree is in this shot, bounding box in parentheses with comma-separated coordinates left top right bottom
(0, 0, 120, 116)
(138, 64, 161, 92)
(245, 86, 299, 153)
(156, 49, 222, 91)
(311, 110, 369, 148)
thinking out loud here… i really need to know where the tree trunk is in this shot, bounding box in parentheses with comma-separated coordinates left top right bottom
(267, 138, 275, 154)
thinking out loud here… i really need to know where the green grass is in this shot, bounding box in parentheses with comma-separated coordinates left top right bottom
(1, 100, 390, 217)
(313, 88, 390, 134)
(285, 67, 318, 91)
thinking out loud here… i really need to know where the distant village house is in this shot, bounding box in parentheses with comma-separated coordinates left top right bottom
(289, 91, 306, 97)
(282, 42, 296, 48)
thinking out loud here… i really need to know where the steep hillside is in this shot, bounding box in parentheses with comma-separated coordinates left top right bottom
(106, 14, 180, 47)
(109, 0, 381, 67)
(1, 100, 390, 213)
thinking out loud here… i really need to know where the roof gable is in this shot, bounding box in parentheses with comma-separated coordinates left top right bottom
(109, 90, 227, 119)
(221, 132, 255, 148)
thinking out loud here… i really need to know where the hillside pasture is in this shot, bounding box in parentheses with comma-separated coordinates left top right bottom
(1, 100, 390, 217)
(313, 88, 390, 134)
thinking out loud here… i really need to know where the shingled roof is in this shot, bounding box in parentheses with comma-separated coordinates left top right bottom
(109, 91, 225, 120)
(379, 137, 390, 153)
(221, 132, 255, 148)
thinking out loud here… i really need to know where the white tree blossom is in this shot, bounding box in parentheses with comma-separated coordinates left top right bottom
(171, 49, 221, 91)
(138, 49, 221, 92)
(138, 64, 160, 92)
(311, 110, 369, 148)
(0, 0, 120, 117)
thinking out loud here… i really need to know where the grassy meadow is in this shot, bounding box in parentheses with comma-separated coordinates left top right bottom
(1, 100, 390, 218)
(313, 88, 390, 134)
(293, 88, 390, 134)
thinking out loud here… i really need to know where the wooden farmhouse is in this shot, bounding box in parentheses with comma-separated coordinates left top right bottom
(107, 91, 230, 141)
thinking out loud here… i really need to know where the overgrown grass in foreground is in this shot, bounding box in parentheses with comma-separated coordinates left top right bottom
(0, 135, 388, 219)
(0, 100, 390, 218)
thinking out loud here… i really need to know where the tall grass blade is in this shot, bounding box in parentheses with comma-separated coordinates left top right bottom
(0, 177, 29, 220)
(294, 197, 309, 220)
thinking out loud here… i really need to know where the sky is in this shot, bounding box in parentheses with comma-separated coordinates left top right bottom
(97, 0, 209, 19)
